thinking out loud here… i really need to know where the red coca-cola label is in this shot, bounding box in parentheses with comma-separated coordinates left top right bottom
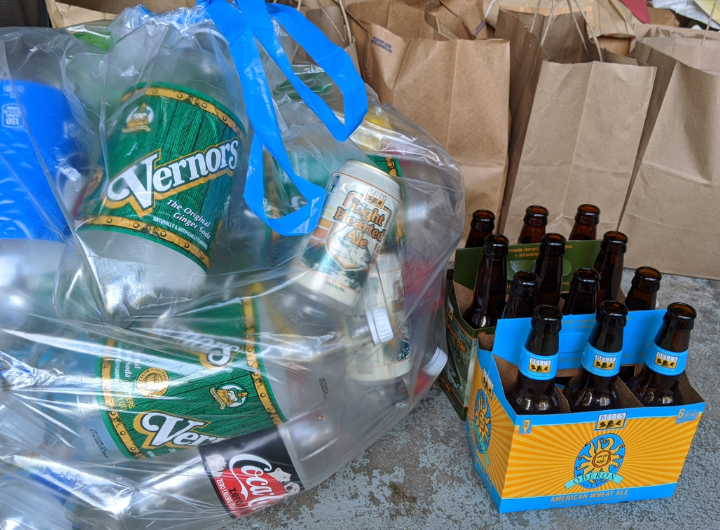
(200, 427, 303, 518)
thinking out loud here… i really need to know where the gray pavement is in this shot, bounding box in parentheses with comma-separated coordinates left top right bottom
(236, 269, 720, 530)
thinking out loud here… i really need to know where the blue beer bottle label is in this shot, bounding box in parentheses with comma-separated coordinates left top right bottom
(518, 346, 558, 381)
(645, 343, 688, 377)
(581, 343, 621, 377)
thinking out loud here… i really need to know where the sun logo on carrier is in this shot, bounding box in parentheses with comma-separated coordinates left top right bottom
(471, 389, 491, 462)
(566, 434, 625, 490)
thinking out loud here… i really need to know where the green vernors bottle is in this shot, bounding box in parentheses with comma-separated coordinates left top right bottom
(77, 24, 249, 324)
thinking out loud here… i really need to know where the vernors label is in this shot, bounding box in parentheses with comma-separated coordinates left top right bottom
(78, 84, 246, 269)
(200, 427, 303, 518)
(96, 299, 284, 460)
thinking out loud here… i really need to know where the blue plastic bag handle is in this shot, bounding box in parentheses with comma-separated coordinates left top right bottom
(204, 0, 367, 236)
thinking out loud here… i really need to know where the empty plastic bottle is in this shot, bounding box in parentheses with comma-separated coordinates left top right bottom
(0, 287, 391, 464)
(76, 22, 249, 324)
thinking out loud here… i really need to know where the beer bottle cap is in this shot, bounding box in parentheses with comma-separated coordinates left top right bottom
(531, 305, 562, 333)
(664, 303, 696, 331)
(471, 209, 495, 229)
(366, 306, 394, 345)
(539, 233, 566, 257)
(511, 271, 540, 296)
(597, 300, 628, 328)
(523, 205, 549, 227)
(483, 233, 509, 257)
(571, 268, 600, 293)
(575, 204, 600, 225)
(600, 231, 628, 253)
(632, 266, 662, 292)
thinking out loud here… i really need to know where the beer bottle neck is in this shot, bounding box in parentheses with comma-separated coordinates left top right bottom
(655, 325, 691, 353)
(475, 256, 507, 301)
(478, 255, 506, 287)
(523, 215, 546, 228)
(576, 214, 597, 226)
(465, 226, 492, 248)
(588, 324, 623, 353)
(624, 286, 657, 311)
(563, 288, 596, 315)
(568, 222, 596, 241)
(596, 250, 623, 268)
(525, 330, 559, 357)
(471, 218, 494, 232)
(518, 225, 545, 244)
(534, 254, 563, 282)
(595, 252, 624, 302)
(504, 293, 537, 319)
(642, 323, 691, 381)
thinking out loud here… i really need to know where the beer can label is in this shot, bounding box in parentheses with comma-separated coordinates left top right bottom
(395, 325, 412, 375)
(645, 344, 688, 376)
(518, 347, 558, 381)
(369, 155, 404, 245)
(95, 299, 284, 460)
(581, 343, 621, 377)
(296, 163, 400, 307)
(78, 84, 246, 270)
(199, 426, 303, 519)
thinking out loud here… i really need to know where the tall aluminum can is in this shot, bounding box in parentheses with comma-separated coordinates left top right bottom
(292, 160, 401, 311)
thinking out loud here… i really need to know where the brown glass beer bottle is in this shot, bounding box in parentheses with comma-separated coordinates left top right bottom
(502, 271, 540, 319)
(568, 204, 600, 241)
(564, 301, 627, 412)
(563, 268, 600, 315)
(620, 266, 661, 381)
(517, 205, 549, 244)
(624, 267, 662, 311)
(465, 210, 496, 248)
(505, 305, 563, 415)
(628, 303, 696, 407)
(594, 231, 628, 307)
(462, 234, 508, 329)
(533, 233, 566, 307)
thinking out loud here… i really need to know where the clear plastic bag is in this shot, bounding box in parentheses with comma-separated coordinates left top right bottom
(0, 2, 463, 529)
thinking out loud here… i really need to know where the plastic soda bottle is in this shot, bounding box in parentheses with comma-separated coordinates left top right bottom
(0, 34, 89, 319)
(76, 25, 249, 323)
(0, 287, 391, 463)
(63, 410, 345, 530)
(0, 469, 72, 530)
(350, 250, 411, 390)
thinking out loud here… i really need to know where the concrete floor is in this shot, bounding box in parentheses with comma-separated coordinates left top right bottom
(235, 269, 720, 530)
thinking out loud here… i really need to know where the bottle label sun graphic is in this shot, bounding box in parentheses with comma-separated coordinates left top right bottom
(471, 389, 492, 466)
(565, 434, 625, 490)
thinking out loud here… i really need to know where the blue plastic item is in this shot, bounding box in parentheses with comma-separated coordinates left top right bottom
(0, 80, 76, 241)
(204, 0, 367, 236)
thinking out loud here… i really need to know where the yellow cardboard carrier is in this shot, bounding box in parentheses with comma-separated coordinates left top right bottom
(466, 310, 704, 512)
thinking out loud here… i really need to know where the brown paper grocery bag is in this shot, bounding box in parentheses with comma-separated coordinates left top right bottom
(347, 0, 510, 246)
(495, 10, 655, 242)
(633, 23, 720, 43)
(46, 0, 194, 27)
(303, 3, 361, 72)
(424, 0, 488, 39)
(485, 0, 589, 28)
(619, 36, 720, 280)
